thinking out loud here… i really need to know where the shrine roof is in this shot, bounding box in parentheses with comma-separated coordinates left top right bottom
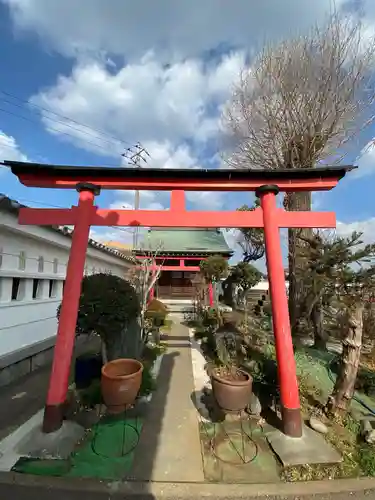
(136, 228, 232, 256)
(2, 161, 355, 183)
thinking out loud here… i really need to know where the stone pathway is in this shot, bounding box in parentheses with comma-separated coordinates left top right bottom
(131, 317, 204, 482)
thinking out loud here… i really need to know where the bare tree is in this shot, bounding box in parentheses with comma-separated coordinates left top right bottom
(129, 238, 164, 342)
(222, 13, 375, 336)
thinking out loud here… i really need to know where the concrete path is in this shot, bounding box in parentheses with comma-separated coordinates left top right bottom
(131, 318, 204, 482)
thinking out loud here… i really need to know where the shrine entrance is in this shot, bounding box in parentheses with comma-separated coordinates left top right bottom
(4, 160, 353, 438)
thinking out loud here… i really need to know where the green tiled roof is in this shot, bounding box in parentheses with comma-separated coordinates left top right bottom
(138, 228, 232, 255)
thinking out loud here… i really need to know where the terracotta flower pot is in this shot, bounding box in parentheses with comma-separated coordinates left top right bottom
(101, 358, 143, 414)
(211, 367, 252, 413)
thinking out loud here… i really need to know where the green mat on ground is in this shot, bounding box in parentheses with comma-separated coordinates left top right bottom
(12, 416, 143, 480)
(12, 457, 71, 476)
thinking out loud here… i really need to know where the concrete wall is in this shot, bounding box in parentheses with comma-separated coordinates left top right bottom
(0, 334, 101, 388)
(0, 209, 133, 361)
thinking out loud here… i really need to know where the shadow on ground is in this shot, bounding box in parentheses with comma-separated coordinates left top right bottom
(129, 351, 178, 481)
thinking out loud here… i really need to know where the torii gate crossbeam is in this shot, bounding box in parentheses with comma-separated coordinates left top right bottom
(3, 161, 355, 438)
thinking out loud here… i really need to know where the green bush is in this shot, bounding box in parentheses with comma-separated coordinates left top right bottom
(139, 364, 157, 396)
(357, 444, 375, 476)
(58, 273, 141, 361)
(201, 307, 220, 331)
(356, 367, 375, 397)
(200, 255, 229, 282)
(145, 299, 169, 327)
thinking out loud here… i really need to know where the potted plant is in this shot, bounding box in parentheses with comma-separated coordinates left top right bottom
(145, 298, 169, 344)
(145, 299, 169, 328)
(72, 273, 144, 413)
(210, 320, 252, 412)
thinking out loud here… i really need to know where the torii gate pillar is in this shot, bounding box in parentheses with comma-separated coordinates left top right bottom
(257, 185, 302, 437)
(43, 183, 100, 433)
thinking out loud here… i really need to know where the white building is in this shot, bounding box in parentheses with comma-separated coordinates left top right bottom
(0, 194, 134, 385)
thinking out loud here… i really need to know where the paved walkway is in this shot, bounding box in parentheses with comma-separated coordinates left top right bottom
(131, 318, 204, 482)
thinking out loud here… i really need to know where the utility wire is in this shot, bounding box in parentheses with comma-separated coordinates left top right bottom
(0, 97, 123, 150)
(0, 106, 121, 160)
(0, 95, 151, 169)
(0, 89, 133, 148)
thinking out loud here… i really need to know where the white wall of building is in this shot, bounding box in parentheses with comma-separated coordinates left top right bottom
(0, 209, 133, 357)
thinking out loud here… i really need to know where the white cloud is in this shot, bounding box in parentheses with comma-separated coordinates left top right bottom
(0, 130, 27, 165)
(29, 53, 245, 159)
(186, 191, 224, 210)
(109, 189, 165, 211)
(337, 217, 375, 244)
(90, 226, 134, 246)
(141, 141, 199, 170)
(354, 140, 375, 179)
(3, 0, 339, 61)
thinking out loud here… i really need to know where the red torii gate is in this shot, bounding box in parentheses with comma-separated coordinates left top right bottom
(3, 161, 354, 438)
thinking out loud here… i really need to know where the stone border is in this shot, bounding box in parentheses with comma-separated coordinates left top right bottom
(188, 328, 211, 422)
(0, 470, 374, 498)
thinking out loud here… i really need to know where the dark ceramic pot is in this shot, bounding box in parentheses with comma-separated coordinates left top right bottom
(101, 359, 143, 414)
(211, 368, 252, 412)
(74, 353, 102, 389)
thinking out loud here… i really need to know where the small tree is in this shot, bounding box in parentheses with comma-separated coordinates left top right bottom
(325, 240, 375, 414)
(200, 254, 229, 283)
(129, 239, 164, 342)
(58, 273, 141, 363)
(231, 261, 263, 291)
(200, 255, 229, 307)
(229, 261, 263, 310)
(297, 231, 375, 413)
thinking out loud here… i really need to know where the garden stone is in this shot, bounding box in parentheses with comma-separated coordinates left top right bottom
(361, 419, 372, 435)
(361, 419, 375, 444)
(73, 407, 101, 428)
(365, 430, 375, 445)
(309, 416, 328, 435)
(247, 393, 262, 416)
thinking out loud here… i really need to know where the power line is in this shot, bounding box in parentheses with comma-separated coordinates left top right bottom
(0, 106, 121, 159)
(0, 96, 123, 150)
(0, 94, 151, 169)
(0, 89, 134, 149)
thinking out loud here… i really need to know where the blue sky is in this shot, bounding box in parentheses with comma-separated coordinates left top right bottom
(1, 0, 375, 259)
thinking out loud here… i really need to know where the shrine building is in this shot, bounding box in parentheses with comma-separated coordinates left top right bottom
(135, 228, 233, 299)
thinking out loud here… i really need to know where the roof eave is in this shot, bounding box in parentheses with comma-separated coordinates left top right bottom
(1, 161, 356, 182)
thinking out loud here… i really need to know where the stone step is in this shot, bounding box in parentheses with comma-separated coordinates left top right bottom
(161, 299, 194, 313)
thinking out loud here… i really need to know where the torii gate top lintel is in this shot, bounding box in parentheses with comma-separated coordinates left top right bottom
(3, 161, 355, 192)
